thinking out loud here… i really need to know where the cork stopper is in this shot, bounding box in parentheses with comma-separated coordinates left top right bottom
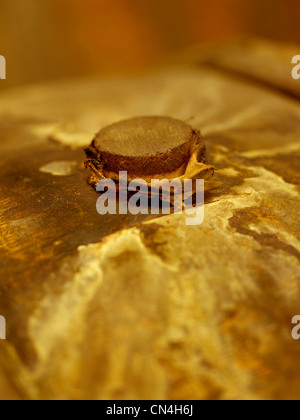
(93, 116, 196, 176)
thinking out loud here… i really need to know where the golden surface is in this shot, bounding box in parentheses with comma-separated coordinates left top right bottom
(0, 40, 300, 400)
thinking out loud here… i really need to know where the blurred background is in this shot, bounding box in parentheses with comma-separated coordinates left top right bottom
(0, 0, 300, 90)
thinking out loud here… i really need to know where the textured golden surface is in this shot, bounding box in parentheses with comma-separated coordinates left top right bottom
(0, 40, 300, 400)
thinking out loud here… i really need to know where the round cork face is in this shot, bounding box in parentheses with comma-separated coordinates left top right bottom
(94, 116, 194, 157)
(93, 116, 196, 176)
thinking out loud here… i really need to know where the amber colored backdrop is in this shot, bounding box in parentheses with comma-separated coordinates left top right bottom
(0, 0, 300, 89)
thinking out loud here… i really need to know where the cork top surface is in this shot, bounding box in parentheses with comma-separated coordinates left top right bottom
(94, 116, 194, 157)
